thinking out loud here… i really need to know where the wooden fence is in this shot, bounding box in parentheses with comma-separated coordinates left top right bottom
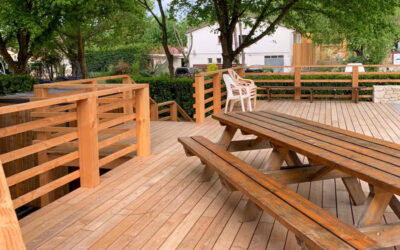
(0, 76, 151, 247)
(193, 64, 400, 123)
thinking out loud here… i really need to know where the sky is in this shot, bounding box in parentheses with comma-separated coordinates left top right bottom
(153, 0, 173, 16)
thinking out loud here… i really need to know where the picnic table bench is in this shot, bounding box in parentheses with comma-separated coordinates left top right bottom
(260, 86, 369, 103)
(178, 110, 400, 249)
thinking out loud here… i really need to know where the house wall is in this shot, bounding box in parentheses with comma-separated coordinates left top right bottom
(187, 24, 294, 71)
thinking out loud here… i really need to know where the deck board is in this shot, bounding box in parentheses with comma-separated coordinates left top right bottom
(19, 100, 400, 249)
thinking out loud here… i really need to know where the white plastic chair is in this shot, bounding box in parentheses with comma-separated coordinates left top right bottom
(228, 69, 257, 109)
(223, 74, 252, 113)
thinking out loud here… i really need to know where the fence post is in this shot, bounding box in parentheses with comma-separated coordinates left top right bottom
(122, 77, 133, 114)
(77, 96, 100, 188)
(194, 75, 205, 124)
(294, 67, 301, 101)
(0, 161, 26, 249)
(213, 72, 222, 114)
(170, 102, 178, 121)
(34, 87, 54, 207)
(237, 67, 245, 78)
(136, 85, 151, 157)
(352, 66, 359, 102)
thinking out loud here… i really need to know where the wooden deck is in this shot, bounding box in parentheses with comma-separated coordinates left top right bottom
(20, 100, 400, 249)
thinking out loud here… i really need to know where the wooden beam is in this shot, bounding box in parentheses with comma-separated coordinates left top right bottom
(136, 86, 151, 157)
(262, 165, 350, 184)
(0, 161, 26, 249)
(359, 223, 400, 248)
(77, 96, 100, 188)
(226, 137, 271, 152)
(357, 185, 393, 227)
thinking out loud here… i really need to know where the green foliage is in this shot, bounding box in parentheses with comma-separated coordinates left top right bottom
(207, 63, 218, 72)
(0, 75, 37, 95)
(107, 76, 195, 116)
(86, 45, 149, 72)
(114, 62, 132, 75)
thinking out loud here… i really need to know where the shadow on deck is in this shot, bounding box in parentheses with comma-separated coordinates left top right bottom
(20, 100, 400, 249)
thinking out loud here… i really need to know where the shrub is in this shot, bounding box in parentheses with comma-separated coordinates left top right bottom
(86, 45, 149, 73)
(207, 63, 218, 72)
(0, 75, 37, 95)
(114, 62, 132, 75)
(107, 76, 195, 116)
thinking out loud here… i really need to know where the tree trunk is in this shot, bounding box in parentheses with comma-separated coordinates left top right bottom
(161, 24, 174, 77)
(77, 29, 88, 79)
(0, 34, 30, 75)
(220, 35, 235, 68)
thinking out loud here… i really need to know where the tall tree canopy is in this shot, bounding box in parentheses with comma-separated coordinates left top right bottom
(171, 0, 400, 68)
(54, 0, 145, 78)
(0, 0, 61, 74)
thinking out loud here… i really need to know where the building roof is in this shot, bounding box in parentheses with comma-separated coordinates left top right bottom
(149, 46, 182, 55)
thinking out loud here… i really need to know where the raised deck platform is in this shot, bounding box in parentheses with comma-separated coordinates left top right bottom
(20, 100, 400, 249)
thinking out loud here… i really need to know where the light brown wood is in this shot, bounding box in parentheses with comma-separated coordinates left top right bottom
(359, 223, 400, 248)
(352, 65, 359, 102)
(77, 96, 100, 188)
(0, 161, 26, 250)
(135, 86, 151, 157)
(194, 75, 205, 124)
(342, 176, 366, 205)
(357, 185, 393, 227)
(294, 67, 301, 100)
(213, 72, 222, 114)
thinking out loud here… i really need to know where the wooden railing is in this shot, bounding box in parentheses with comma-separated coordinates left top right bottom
(193, 64, 400, 123)
(0, 77, 150, 243)
(151, 100, 193, 122)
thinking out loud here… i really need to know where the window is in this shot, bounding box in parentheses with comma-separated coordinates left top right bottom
(238, 35, 248, 46)
(293, 32, 302, 44)
(208, 58, 213, 63)
(217, 58, 222, 64)
(218, 36, 221, 44)
(265, 55, 284, 72)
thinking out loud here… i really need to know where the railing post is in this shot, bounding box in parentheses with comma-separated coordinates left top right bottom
(194, 75, 205, 124)
(237, 67, 245, 78)
(122, 77, 133, 114)
(77, 96, 100, 188)
(136, 85, 151, 157)
(150, 102, 159, 121)
(170, 102, 178, 121)
(294, 67, 301, 101)
(0, 161, 26, 249)
(213, 72, 222, 114)
(34, 87, 53, 207)
(352, 66, 359, 102)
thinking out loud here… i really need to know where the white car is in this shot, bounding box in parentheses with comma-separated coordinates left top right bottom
(345, 63, 365, 73)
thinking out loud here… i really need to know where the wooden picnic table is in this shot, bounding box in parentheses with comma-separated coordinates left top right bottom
(210, 110, 400, 247)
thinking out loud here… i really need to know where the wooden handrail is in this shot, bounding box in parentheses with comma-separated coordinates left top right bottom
(0, 75, 151, 213)
(193, 65, 400, 123)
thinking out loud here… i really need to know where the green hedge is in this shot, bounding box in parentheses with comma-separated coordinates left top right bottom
(107, 76, 196, 117)
(0, 75, 37, 95)
(86, 46, 148, 72)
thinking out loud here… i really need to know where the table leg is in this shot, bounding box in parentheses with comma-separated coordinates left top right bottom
(389, 196, 400, 219)
(200, 126, 237, 182)
(243, 144, 288, 222)
(357, 184, 393, 227)
(342, 176, 366, 206)
(285, 150, 303, 167)
(263, 145, 288, 171)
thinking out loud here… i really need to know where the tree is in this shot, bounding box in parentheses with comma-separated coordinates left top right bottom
(171, 0, 400, 68)
(136, 0, 175, 77)
(55, 0, 144, 78)
(0, 0, 60, 74)
(173, 22, 192, 66)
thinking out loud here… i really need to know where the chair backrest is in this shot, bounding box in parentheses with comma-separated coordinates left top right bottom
(228, 68, 242, 82)
(223, 74, 237, 98)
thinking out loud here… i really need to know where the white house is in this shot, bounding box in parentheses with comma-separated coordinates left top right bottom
(186, 24, 302, 71)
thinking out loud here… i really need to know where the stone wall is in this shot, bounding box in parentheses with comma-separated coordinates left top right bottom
(373, 85, 400, 103)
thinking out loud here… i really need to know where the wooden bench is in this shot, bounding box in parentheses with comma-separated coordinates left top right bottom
(260, 86, 369, 103)
(178, 136, 376, 250)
